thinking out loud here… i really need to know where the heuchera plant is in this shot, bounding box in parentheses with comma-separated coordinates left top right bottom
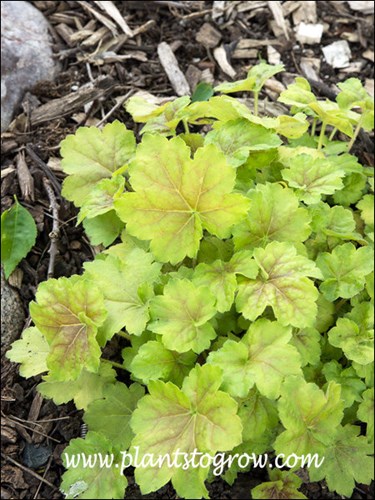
(7, 63, 374, 499)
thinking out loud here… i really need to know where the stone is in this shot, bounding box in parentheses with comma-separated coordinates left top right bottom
(322, 40, 351, 69)
(1, 268, 25, 351)
(1, 0, 58, 131)
(295, 22, 324, 45)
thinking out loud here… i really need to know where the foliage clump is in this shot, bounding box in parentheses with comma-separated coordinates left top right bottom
(7, 63, 374, 499)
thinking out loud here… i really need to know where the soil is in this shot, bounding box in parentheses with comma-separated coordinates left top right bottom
(1, 1, 374, 499)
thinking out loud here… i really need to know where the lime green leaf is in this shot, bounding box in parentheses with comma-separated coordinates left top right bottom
(191, 82, 214, 102)
(140, 96, 191, 136)
(61, 431, 128, 499)
(236, 241, 322, 328)
(184, 95, 252, 124)
(309, 101, 356, 137)
(357, 194, 374, 230)
(317, 243, 374, 301)
(60, 121, 135, 206)
(358, 388, 374, 443)
(193, 251, 257, 312)
(6, 327, 49, 378)
(115, 135, 250, 264)
(130, 364, 242, 497)
(149, 279, 217, 353)
(30, 276, 106, 381)
(77, 176, 125, 224)
(84, 249, 161, 341)
(208, 318, 302, 398)
(337, 78, 374, 110)
(328, 302, 374, 365)
(290, 327, 321, 367)
(233, 183, 311, 250)
(274, 377, 344, 456)
(215, 62, 284, 94)
(204, 119, 282, 167)
(251, 470, 307, 500)
(84, 382, 144, 449)
(309, 425, 374, 497)
(278, 77, 317, 111)
(82, 211, 124, 247)
(130, 340, 196, 385)
(1, 198, 37, 278)
(322, 360, 366, 408)
(281, 154, 345, 204)
(238, 388, 279, 441)
(125, 95, 167, 122)
(274, 112, 309, 139)
(38, 362, 116, 410)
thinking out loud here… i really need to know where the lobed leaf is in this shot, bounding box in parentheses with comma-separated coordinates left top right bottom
(115, 135, 250, 264)
(149, 279, 217, 353)
(60, 121, 135, 206)
(30, 276, 106, 381)
(207, 318, 302, 399)
(233, 183, 311, 250)
(236, 241, 322, 328)
(6, 327, 49, 378)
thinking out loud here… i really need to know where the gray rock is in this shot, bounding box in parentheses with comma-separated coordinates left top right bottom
(1, 268, 25, 351)
(1, 0, 58, 131)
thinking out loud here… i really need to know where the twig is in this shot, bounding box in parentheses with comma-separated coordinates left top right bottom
(96, 89, 135, 127)
(25, 145, 61, 195)
(1, 453, 58, 492)
(43, 178, 60, 279)
(34, 455, 53, 499)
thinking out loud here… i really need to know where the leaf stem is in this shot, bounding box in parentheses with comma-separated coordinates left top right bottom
(102, 358, 126, 370)
(253, 92, 259, 116)
(347, 115, 363, 152)
(310, 118, 317, 137)
(182, 119, 189, 134)
(328, 127, 337, 141)
(116, 330, 131, 340)
(317, 122, 327, 150)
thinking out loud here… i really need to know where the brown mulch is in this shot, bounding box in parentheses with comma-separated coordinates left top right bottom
(1, 1, 374, 499)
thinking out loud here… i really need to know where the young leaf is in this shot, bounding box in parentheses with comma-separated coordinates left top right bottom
(30, 275, 107, 381)
(281, 154, 346, 204)
(309, 425, 374, 497)
(125, 94, 167, 122)
(82, 211, 124, 247)
(192, 250, 257, 313)
(290, 327, 321, 367)
(274, 376, 344, 456)
(207, 318, 302, 399)
(115, 135, 250, 264)
(130, 365, 242, 497)
(357, 388, 374, 443)
(84, 249, 161, 341)
(357, 194, 374, 231)
(238, 388, 279, 441)
(84, 382, 144, 449)
(251, 470, 307, 500)
(337, 78, 374, 131)
(77, 176, 125, 224)
(328, 302, 374, 365)
(322, 360, 366, 408)
(60, 121, 135, 206)
(38, 362, 117, 410)
(278, 77, 317, 112)
(204, 119, 282, 168)
(6, 327, 49, 378)
(1, 198, 37, 278)
(232, 183, 311, 250)
(61, 431, 128, 499)
(149, 278, 217, 354)
(215, 62, 284, 94)
(236, 241, 322, 328)
(316, 243, 374, 301)
(130, 340, 196, 385)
